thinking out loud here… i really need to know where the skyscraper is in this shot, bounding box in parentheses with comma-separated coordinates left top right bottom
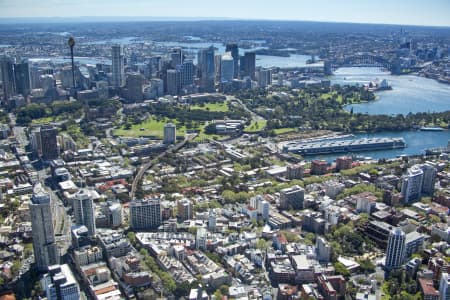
(180, 59, 194, 87)
(197, 46, 215, 92)
(0, 55, 16, 103)
(166, 69, 180, 96)
(14, 62, 31, 97)
(73, 189, 96, 237)
(163, 123, 176, 144)
(240, 52, 256, 80)
(225, 43, 239, 78)
(111, 45, 125, 88)
(129, 198, 162, 230)
(30, 183, 59, 272)
(385, 228, 406, 271)
(220, 53, 234, 83)
(171, 47, 183, 68)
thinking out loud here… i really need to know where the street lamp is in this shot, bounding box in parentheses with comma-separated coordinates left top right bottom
(68, 37, 76, 89)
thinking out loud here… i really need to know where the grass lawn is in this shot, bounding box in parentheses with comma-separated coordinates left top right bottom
(31, 116, 56, 125)
(113, 117, 186, 138)
(274, 127, 297, 135)
(244, 120, 267, 132)
(190, 101, 229, 112)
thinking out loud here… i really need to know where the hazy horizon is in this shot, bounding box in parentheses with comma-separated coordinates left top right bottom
(1, 0, 449, 27)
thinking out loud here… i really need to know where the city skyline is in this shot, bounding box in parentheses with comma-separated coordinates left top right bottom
(0, 0, 450, 27)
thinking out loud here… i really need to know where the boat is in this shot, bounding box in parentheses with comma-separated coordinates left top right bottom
(419, 126, 444, 131)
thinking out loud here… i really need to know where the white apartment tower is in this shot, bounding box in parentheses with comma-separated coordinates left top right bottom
(73, 189, 96, 237)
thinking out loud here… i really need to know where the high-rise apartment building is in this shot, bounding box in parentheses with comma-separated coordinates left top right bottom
(385, 228, 406, 271)
(420, 163, 437, 195)
(43, 264, 80, 300)
(279, 185, 305, 210)
(129, 198, 161, 230)
(177, 198, 193, 221)
(30, 183, 59, 272)
(401, 166, 424, 203)
(73, 189, 96, 237)
(111, 45, 125, 87)
(163, 123, 176, 144)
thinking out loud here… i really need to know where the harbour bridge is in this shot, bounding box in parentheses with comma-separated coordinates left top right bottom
(330, 54, 393, 71)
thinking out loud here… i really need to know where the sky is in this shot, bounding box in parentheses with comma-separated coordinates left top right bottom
(0, 0, 449, 27)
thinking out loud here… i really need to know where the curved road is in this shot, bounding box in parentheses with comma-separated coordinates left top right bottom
(129, 134, 197, 199)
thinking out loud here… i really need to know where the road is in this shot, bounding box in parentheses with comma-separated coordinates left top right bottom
(129, 133, 197, 199)
(227, 95, 266, 122)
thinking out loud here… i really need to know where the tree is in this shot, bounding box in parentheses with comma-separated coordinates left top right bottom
(333, 262, 350, 278)
(127, 231, 136, 245)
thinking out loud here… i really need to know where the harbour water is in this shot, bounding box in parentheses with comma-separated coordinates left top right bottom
(308, 130, 450, 162)
(334, 67, 450, 115)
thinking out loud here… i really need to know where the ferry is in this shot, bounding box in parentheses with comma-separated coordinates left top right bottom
(419, 126, 444, 131)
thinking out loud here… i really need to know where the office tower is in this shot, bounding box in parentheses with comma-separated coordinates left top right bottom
(240, 52, 256, 80)
(111, 45, 125, 87)
(129, 198, 161, 230)
(166, 69, 180, 96)
(177, 198, 193, 221)
(220, 53, 234, 83)
(40, 125, 59, 160)
(280, 185, 305, 210)
(171, 47, 183, 67)
(385, 228, 406, 271)
(420, 163, 437, 195)
(197, 46, 215, 92)
(401, 166, 424, 203)
(30, 183, 59, 272)
(257, 68, 272, 88)
(163, 123, 176, 144)
(0, 55, 16, 102)
(225, 43, 239, 78)
(14, 62, 31, 96)
(43, 264, 80, 300)
(180, 59, 194, 87)
(440, 273, 450, 300)
(123, 72, 143, 102)
(73, 189, 96, 237)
